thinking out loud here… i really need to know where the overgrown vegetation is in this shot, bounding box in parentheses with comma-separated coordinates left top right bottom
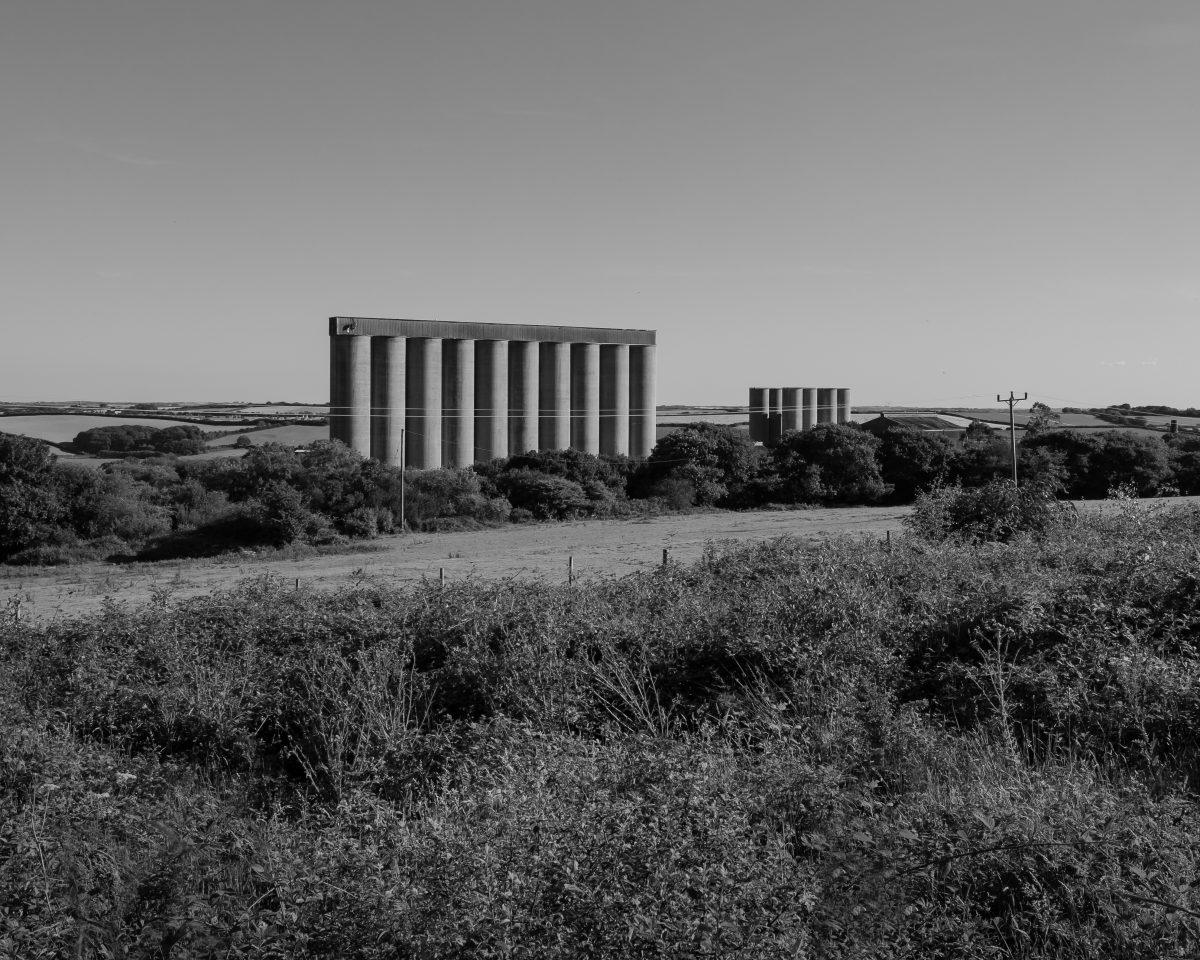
(3, 416, 1198, 565)
(4, 499, 1200, 956)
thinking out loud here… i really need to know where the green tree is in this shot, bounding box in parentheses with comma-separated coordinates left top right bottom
(772, 424, 888, 504)
(1025, 401, 1062, 436)
(876, 426, 954, 502)
(496, 470, 592, 520)
(629, 423, 759, 506)
(0, 434, 56, 483)
(1165, 434, 1200, 495)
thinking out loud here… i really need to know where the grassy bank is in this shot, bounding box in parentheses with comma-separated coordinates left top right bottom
(3, 498, 1200, 957)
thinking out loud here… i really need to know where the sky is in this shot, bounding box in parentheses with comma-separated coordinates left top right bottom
(2, 0, 1198, 408)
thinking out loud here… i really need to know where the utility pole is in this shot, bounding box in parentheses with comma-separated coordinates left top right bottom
(997, 391, 1027, 485)
(399, 426, 406, 533)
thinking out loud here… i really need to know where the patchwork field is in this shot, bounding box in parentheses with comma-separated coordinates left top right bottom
(0, 414, 203, 445)
(208, 424, 328, 447)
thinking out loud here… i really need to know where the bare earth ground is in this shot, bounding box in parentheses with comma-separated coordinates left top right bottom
(1, 506, 911, 620)
(7, 497, 1196, 622)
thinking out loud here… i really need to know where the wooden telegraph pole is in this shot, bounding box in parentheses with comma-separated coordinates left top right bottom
(399, 426, 406, 533)
(997, 391, 1028, 485)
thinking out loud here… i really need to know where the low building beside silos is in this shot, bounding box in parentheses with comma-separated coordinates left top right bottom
(748, 385, 852, 446)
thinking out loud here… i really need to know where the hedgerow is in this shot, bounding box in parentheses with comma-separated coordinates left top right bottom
(3, 501, 1200, 956)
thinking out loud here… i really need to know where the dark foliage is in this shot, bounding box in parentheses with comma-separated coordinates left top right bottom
(772, 423, 889, 504)
(73, 424, 206, 456)
(629, 423, 762, 507)
(6, 505, 1200, 955)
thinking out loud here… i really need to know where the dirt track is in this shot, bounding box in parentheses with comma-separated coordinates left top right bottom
(1, 506, 911, 620)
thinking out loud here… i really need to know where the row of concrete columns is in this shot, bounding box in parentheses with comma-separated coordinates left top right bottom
(748, 386, 852, 445)
(331, 336, 656, 469)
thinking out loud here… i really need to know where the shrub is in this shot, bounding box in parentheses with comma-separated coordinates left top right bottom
(630, 423, 760, 506)
(906, 478, 1068, 543)
(772, 423, 889, 504)
(496, 470, 592, 520)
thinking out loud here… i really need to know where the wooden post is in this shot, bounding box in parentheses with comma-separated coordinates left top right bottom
(399, 426, 406, 533)
(568, 556, 574, 584)
(295, 577, 300, 591)
(439, 567, 445, 590)
(662, 548, 669, 566)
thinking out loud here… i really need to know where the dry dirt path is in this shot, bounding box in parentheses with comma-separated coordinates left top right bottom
(1, 506, 911, 620)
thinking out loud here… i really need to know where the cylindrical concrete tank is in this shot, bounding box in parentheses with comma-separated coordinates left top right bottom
(836, 388, 851, 425)
(748, 387, 769, 442)
(629, 345, 656, 458)
(442, 339, 475, 469)
(370, 336, 406, 467)
(508, 341, 539, 456)
(600, 344, 630, 456)
(767, 387, 784, 446)
(801, 387, 816, 430)
(539, 342, 571, 451)
(816, 388, 836, 424)
(474, 340, 509, 461)
(406, 337, 443, 469)
(571, 343, 601, 455)
(329, 334, 371, 457)
(780, 387, 801, 436)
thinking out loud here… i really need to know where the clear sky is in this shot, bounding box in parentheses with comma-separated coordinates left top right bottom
(3, 0, 1197, 408)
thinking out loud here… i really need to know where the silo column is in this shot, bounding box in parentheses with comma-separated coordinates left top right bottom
(571, 343, 600, 455)
(629, 344, 656, 458)
(508, 341, 539, 455)
(836, 388, 852, 425)
(474, 340, 509, 461)
(370, 336, 406, 466)
(780, 387, 801, 436)
(406, 337, 443, 469)
(816, 388, 835, 424)
(600, 344, 630, 456)
(442, 339, 475, 468)
(748, 387, 769, 442)
(801, 388, 816, 430)
(768, 387, 784, 447)
(539, 341, 571, 451)
(330, 334, 371, 457)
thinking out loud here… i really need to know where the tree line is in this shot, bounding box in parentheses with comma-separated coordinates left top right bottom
(2, 417, 1198, 564)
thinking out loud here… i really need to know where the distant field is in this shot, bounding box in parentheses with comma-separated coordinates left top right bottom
(937, 408, 1116, 428)
(658, 413, 747, 426)
(0, 415, 203, 445)
(236, 405, 329, 415)
(208, 424, 327, 448)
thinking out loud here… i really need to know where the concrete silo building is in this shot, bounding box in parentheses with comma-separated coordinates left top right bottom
(329, 317, 657, 469)
(748, 385, 852, 446)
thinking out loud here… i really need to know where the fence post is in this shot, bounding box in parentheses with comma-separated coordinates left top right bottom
(439, 567, 445, 590)
(662, 548, 669, 566)
(568, 556, 574, 584)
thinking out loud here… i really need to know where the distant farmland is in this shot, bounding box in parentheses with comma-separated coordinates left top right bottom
(208, 424, 327, 448)
(0, 415, 204, 445)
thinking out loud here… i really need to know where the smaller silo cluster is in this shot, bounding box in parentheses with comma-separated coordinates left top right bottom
(748, 386, 851, 446)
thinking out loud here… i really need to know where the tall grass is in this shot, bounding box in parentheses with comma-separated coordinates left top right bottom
(3, 500, 1200, 956)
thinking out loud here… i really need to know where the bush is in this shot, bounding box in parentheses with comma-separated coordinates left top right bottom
(496, 470, 592, 520)
(630, 423, 760, 507)
(906, 478, 1068, 543)
(7, 505, 1200, 954)
(772, 423, 889, 504)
